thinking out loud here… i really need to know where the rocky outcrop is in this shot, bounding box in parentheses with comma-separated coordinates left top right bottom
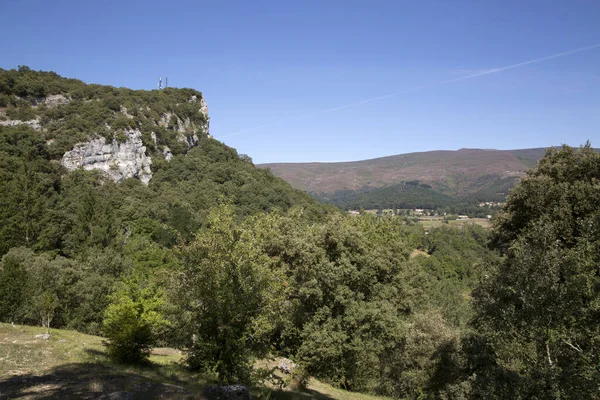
(62, 129, 152, 184)
(60, 94, 210, 184)
(159, 112, 200, 139)
(43, 94, 70, 107)
(198, 96, 210, 136)
(11, 94, 70, 107)
(162, 146, 173, 161)
(164, 94, 210, 135)
(157, 104, 206, 153)
(0, 117, 41, 130)
(204, 384, 251, 400)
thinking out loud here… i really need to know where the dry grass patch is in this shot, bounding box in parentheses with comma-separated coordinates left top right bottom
(410, 249, 430, 258)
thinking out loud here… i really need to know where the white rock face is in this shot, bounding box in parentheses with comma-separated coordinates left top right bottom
(44, 94, 70, 107)
(163, 146, 173, 161)
(0, 118, 41, 130)
(156, 97, 208, 159)
(62, 129, 153, 184)
(188, 95, 210, 135)
(198, 96, 210, 135)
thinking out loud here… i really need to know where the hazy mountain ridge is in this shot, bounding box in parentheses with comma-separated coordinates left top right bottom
(260, 148, 550, 203)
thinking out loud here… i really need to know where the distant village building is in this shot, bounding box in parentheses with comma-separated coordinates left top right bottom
(479, 201, 502, 208)
(348, 210, 360, 216)
(458, 215, 470, 220)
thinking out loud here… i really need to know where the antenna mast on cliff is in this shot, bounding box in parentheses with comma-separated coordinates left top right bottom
(158, 77, 162, 90)
(165, 77, 168, 88)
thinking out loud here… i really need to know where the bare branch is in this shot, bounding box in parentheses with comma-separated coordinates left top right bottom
(562, 339, 583, 353)
(546, 343, 553, 367)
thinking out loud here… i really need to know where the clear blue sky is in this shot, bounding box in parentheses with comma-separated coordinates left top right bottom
(2, 0, 599, 163)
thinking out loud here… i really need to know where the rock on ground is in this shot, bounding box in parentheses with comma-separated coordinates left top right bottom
(204, 384, 251, 400)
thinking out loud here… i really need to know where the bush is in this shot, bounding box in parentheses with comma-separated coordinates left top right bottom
(102, 275, 168, 363)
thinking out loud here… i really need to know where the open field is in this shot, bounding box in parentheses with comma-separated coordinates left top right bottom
(418, 217, 491, 229)
(0, 323, 389, 400)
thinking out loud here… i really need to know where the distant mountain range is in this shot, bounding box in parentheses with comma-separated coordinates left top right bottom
(259, 148, 553, 209)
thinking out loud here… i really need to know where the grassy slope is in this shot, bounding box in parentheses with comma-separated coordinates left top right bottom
(0, 324, 389, 400)
(0, 323, 206, 399)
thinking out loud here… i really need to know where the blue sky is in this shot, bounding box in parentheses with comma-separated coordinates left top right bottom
(1, 0, 599, 163)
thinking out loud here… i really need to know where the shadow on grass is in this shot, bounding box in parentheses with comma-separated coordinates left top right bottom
(0, 361, 337, 400)
(0, 359, 201, 399)
(0, 345, 337, 400)
(84, 348, 109, 359)
(263, 388, 335, 400)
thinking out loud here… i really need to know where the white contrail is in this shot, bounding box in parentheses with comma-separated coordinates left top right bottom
(221, 43, 600, 139)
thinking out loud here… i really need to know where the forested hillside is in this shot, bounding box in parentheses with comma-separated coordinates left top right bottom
(313, 180, 458, 210)
(0, 67, 332, 256)
(0, 68, 598, 400)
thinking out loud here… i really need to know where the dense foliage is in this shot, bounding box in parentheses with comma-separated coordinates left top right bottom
(0, 69, 335, 345)
(0, 108, 484, 394)
(169, 206, 484, 393)
(313, 180, 504, 218)
(313, 181, 457, 210)
(102, 272, 169, 363)
(464, 143, 600, 399)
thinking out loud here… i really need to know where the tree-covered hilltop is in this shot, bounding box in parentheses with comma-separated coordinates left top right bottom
(0, 124, 334, 256)
(0, 66, 209, 159)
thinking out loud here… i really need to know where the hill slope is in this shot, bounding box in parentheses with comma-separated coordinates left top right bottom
(314, 181, 458, 210)
(0, 67, 333, 257)
(260, 148, 548, 200)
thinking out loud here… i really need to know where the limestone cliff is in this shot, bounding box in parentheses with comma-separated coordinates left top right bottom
(58, 93, 210, 184)
(61, 94, 210, 184)
(61, 95, 210, 184)
(62, 129, 153, 184)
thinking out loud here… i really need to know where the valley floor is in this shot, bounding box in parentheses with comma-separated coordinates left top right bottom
(0, 324, 389, 400)
(418, 217, 491, 229)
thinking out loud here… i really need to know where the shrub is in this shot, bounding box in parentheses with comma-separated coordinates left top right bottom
(102, 275, 168, 363)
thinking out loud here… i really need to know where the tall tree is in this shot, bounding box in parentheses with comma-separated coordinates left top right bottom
(470, 143, 600, 399)
(176, 203, 283, 383)
(0, 126, 60, 255)
(0, 248, 32, 322)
